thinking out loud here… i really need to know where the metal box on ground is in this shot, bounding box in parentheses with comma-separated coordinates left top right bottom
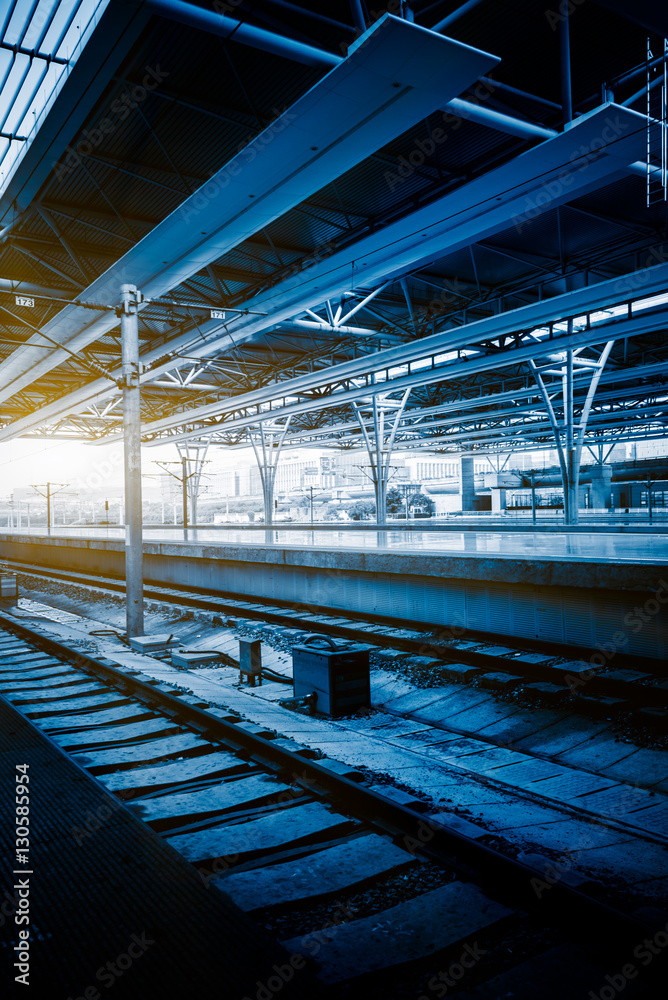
(171, 648, 222, 668)
(0, 574, 18, 600)
(292, 635, 370, 716)
(237, 637, 262, 686)
(129, 633, 181, 653)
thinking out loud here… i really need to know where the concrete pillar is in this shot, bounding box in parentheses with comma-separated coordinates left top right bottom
(589, 465, 612, 510)
(459, 456, 476, 511)
(491, 488, 507, 512)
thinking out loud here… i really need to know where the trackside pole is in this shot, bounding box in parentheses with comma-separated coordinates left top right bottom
(120, 283, 144, 637)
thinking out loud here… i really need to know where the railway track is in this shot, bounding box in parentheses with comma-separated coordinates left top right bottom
(0, 612, 665, 999)
(4, 559, 667, 728)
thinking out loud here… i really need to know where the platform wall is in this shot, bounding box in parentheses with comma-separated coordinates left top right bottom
(1, 534, 666, 660)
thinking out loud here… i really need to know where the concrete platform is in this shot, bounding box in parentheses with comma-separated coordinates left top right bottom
(0, 693, 318, 997)
(1, 532, 666, 659)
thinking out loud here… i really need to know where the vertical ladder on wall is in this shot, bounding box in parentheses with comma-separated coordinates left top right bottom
(647, 37, 668, 207)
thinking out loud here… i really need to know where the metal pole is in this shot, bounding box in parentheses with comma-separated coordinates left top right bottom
(372, 399, 386, 527)
(432, 0, 486, 32)
(182, 455, 189, 540)
(531, 471, 536, 526)
(46, 484, 51, 535)
(563, 346, 577, 524)
(121, 283, 144, 637)
(309, 487, 314, 525)
(349, 0, 365, 34)
(559, 2, 572, 126)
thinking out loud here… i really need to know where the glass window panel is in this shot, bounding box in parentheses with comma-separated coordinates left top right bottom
(4, 59, 47, 134)
(40, 0, 79, 53)
(23, 0, 60, 51)
(4, 0, 39, 46)
(0, 52, 30, 131)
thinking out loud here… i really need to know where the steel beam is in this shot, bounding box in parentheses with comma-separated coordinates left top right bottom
(7, 99, 641, 442)
(0, 13, 497, 412)
(143, 0, 340, 69)
(432, 0, 487, 32)
(120, 258, 668, 443)
(140, 304, 668, 446)
(131, 104, 645, 378)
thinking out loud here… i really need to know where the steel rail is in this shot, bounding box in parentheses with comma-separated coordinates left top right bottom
(0, 605, 659, 954)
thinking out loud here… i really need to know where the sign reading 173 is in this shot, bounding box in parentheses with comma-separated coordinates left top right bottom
(15, 296, 34, 308)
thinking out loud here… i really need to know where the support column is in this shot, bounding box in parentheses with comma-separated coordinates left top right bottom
(353, 389, 411, 527)
(459, 455, 476, 511)
(181, 455, 189, 538)
(589, 465, 612, 510)
(121, 283, 144, 637)
(491, 488, 507, 512)
(175, 439, 210, 532)
(248, 419, 292, 525)
(563, 344, 577, 524)
(529, 340, 614, 527)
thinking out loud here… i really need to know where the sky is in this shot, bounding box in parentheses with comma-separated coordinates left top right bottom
(0, 438, 243, 499)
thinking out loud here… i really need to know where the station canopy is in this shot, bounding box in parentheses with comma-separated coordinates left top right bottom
(0, 0, 666, 460)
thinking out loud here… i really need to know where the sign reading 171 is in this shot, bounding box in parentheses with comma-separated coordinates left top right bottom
(15, 296, 35, 308)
